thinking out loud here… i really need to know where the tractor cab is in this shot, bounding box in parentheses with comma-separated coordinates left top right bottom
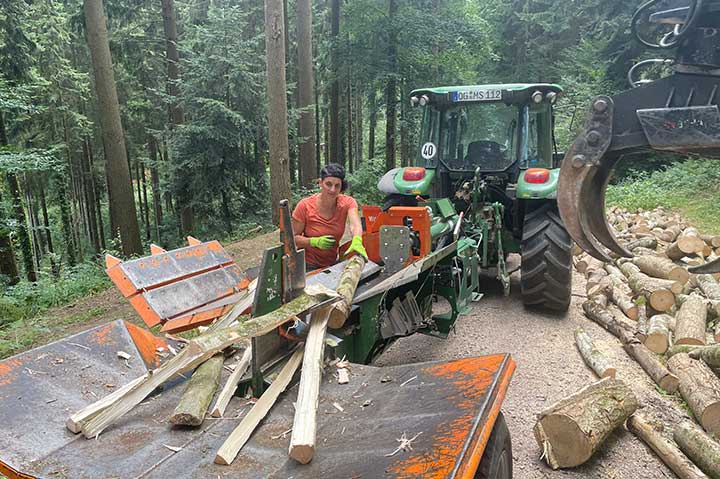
(379, 84, 563, 205)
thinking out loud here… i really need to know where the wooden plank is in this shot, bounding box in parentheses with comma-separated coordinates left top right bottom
(210, 346, 252, 418)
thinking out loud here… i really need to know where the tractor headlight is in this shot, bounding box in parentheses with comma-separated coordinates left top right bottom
(546, 92, 557, 104)
(419, 95, 429, 106)
(532, 91, 543, 103)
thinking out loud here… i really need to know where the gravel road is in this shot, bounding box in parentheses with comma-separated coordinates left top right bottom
(375, 262, 691, 478)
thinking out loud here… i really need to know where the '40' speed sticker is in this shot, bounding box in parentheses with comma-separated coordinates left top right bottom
(421, 142, 436, 160)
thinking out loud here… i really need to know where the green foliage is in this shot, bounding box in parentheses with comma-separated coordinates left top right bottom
(347, 157, 386, 207)
(607, 159, 720, 234)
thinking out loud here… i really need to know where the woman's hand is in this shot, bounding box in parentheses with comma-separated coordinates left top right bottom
(309, 235, 336, 250)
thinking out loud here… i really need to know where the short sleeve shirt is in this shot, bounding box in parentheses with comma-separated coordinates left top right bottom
(292, 194, 358, 268)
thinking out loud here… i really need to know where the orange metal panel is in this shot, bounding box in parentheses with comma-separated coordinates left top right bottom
(106, 263, 137, 298)
(150, 244, 167, 255)
(125, 322, 169, 368)
(187, 236, 202, 246)
(361, 206, 432, 263)
(129, 295, 162, 327)
(0, 461, 37, 479)
(160, 305, 230, 333)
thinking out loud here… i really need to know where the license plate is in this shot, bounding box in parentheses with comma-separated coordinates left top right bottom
(452, 89, 502, 102)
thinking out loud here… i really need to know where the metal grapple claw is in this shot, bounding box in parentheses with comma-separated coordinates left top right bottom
(689, 257, 720, 274)
(558, 97, 631, 262)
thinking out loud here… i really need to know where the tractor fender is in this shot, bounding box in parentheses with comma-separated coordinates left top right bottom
(378, 167, 402, 194)
(516, 168, 560, 200)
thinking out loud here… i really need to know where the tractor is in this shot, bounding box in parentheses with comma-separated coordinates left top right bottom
(378, 83, 573, 311)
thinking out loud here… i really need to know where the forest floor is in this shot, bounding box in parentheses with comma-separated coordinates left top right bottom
(8, 233, 687, 477)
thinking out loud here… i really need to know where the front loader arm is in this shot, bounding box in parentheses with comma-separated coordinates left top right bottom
(558, 0, 720, 269)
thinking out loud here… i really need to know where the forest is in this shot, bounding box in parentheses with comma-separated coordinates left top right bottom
(0, 0, 649, 294)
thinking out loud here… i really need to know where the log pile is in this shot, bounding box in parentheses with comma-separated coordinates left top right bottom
(66, 257, 368, 468)
(569, 206, 720, 476)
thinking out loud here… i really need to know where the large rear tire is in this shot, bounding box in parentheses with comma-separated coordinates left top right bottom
(475, 412, 512, 479)
(520, 202, 572, 312)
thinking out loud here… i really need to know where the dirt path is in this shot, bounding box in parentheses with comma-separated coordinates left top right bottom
(375, 264, 689, 478)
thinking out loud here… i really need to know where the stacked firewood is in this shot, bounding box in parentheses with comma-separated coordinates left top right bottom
(536, 206, 720, 477)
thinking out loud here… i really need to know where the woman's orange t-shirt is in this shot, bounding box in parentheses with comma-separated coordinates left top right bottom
(292, 193, 358, 268)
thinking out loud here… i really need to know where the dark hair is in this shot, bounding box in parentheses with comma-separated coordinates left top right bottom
(320, 163, 348, 192)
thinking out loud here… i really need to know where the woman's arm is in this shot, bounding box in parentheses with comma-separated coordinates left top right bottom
(347, 206, 363, 237)
(292, 218, 312, 249)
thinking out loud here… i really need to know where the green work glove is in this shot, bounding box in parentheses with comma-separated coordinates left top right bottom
(309, 235, 336, 250)
(345, 235, 368, 260)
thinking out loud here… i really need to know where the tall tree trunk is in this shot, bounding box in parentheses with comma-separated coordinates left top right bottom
(140, 158, 150, 240)
(346, 68, 353, 173)
(328, 0, 340, 165)
(148, 136, 162, 242)
(133, 156, 145, 240)
(400, 79, 410, 167)
(38, 176, 58, 276)
(82, 139, 101, 254)
(265, 0, 292, 224)
(161, 0, 193, 233)
(314, 68, 321, 177)
(384, 0, 397, 172)
(25, 175, 44, 268)
(368, 87, 376, 159)
(356, 82, 363, 166)
(61, 113, 83, 261)
(84, 0, 143, 256)
(296, 0, 316, 187)
(0, 111, 37, 283)
(54, 171, 76, 267)
(86, 139, 105, 250)
(283, 0, 297, 186)
(323, 102, 329, 166)
(0, 112, 20, 283)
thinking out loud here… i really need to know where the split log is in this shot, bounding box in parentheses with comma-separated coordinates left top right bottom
(169, 353, 224, 426)
(66, 376, 144, 433)
(633, 255, 690, 284)
(627, 414, 709, 479)
(210, 346, 252, 418)
(289, 306, 333, 464)
(667, 353, 720, 436)
(76, 285, 337, 438)
(534, 377, 638, 469)
(689, 345, 720, 369)
(625, 236, 658, 252)
(620, 262, 677, 311)
(675, 294, 708, 346)
(215, 347, 305, 465)
(327, 255, 366, 329)
(674, 420, 720, 479)
(574, 328, 616, 379)
(582, 300, 678, 392)
(645, 314, 670, 354)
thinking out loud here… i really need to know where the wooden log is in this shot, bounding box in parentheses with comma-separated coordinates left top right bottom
(215, 347, 304, 465)
(667, 353, 720, 436)
(627, 414, 710, 479)
(636, 303, 648, 341)
(696, 274, 720, 301)
(66, 376, 144, 433)
(669, 345, 713, 359)
(674, 420, 720, 479)
(77, 286, 337, 438)
(289, 306, 333, 463)
(210, 346, 252, 418)
(689, 345, 720, 369)
(619, 262, 677, 311)
(574, 328, 616, 379)
(169, 353, 224, 426)
(700, 234, 720, 248)
(676, 294, 708, 346)
(327, 255, 366, 329)
(659, 224, 683, 243)
(668, 228, 707, 260)
(534, 377, 638, 469)
(645, 314, 670, 354)
(633, 246, 663, 258)
(633, 255, 690, 284)
(586, 268, 609, 292)
(609, 286, 639, 321)
(625, 236, 658, 252)
(582, 300, 678, 392)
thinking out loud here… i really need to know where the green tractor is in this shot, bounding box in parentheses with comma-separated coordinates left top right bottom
(378, 83, 572, 311)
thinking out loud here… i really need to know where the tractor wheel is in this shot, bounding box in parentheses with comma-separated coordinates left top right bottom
(520, 202, 572, 312)
(474, 412, 512, 479)
(382, 193, 418, 211)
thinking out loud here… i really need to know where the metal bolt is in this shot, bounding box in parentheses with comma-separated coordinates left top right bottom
(593, 99, 608, 113)
(572, 155, 586, 168)
(586, 130, 601, 146)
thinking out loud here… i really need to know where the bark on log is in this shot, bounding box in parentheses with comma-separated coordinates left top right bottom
(169, 353, 224, 426)
(700, 234, 720, 248)
(689, 345, 720, 369)
(676, 295, 708, 346)
(674, 420, 720, 479)
(625, 237, 658, 252)
(582, 300, 635, 340)
(210, 346, 252, 418)
(620, 262, 677, 311)
(627, 414, 710, 479)
(289, 306, 332, 463)
(636, 304, 648, 341)
(534, 377, 638, 469)
(327, 255, 366, 329)
(633, 255, 690, 284)
(215, 347, 304, 465)
(645, 314, 670, 354)
(667, 353, 720, 436)
(669, 345, 712, 359)
(574, 328, 616, 379)
(76, 285, 337, 438)
(696, 274, 720, 301)
(668, 228, 707, 260)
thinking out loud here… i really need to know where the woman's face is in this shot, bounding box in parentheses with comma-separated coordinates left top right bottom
(319, 176, 342, 198)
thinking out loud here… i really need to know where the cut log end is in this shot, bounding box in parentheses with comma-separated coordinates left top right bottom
(675, 338, 706, 346)
(214, 454, 232, 466)
(289, 444, 315, 464)
(535, 415, 592, 469)
(659, 375, 680, 394)
(601, 368, 617, 379)
(700, 403, 720, 436)
(169, 413, 203, 427)
(648, 290, 675, 312)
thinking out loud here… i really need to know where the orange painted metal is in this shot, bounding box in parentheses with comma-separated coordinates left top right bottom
(125, 322, 168, 368)
(104, 239, 250, 333)
(0, 461, 37, 479)
(387, 354, 516, 479)
(360, 205, 433, 264)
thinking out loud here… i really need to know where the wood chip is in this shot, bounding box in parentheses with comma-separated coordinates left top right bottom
(332, 402, 344, 412)
(400, 375, 417, 387)
(162, 444, 183, 453)
(384, 432, 423, 457)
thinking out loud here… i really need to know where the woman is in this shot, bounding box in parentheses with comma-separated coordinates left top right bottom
(292, 163, 367, 271)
